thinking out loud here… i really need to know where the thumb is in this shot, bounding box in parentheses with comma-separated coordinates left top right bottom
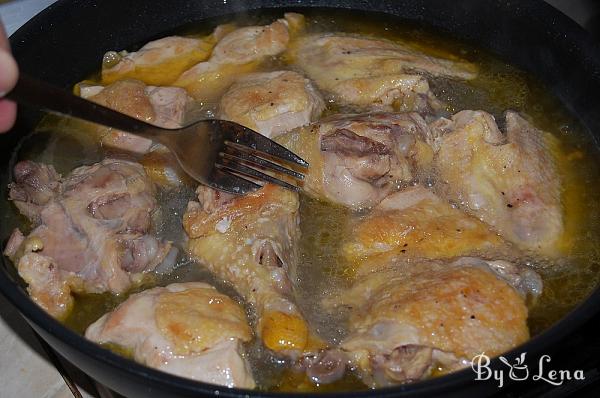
(0, 22, 18, 133)
(0, 21, 18, 96)
(0, 49, 18, 96)
(0, 50, 18, 133)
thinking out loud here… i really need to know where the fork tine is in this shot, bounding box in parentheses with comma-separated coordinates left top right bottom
(217, 159, 301, 192)
(215, 120, 309, 168)
(222, 147, 305, 180)
(209, 168, 261, 195)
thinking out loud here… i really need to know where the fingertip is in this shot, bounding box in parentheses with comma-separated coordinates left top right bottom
(0, 49, 18, 94)
(0, 22, 9, 51)
(0, 100, 17, 133)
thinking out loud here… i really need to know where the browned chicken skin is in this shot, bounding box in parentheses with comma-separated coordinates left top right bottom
(4, 159, 174, 319)
(434, 110, 563, 254)
(327, 257, 541, 387)
(342, 185, 505, 270)
(219, 70, 325, 138)
(289, 33, 477, 113)
(85, 282, 255, 388)
(175, 13, 304, 101)
(100, 24, 235, 85)
(183, 184, 322, 358)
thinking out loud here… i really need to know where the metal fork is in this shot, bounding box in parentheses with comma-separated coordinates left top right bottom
(7, 74, 307, 194)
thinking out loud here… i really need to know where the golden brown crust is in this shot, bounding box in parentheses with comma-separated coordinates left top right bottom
(156, 287, 252, 355)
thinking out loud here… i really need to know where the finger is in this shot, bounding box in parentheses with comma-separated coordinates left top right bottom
(0, 22, 9, 51)
(0, 23, 18, 133)
(0, 50, 18, 95)
(0, 100, 17, 133)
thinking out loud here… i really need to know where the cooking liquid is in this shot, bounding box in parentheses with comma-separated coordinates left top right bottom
(1, 9, 600, 392)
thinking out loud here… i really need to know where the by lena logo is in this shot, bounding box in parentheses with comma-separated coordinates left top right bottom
(471, 352, 585, 388)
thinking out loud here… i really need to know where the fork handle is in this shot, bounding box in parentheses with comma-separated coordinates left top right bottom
(7, 73, 161, 134)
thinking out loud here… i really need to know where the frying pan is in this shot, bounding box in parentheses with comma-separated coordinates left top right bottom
(1, 0, 600, 397)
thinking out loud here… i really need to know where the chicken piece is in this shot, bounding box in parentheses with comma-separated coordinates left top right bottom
(3, 228, 25, 258)
(175, 13, 304, 101)
(183, 184, 320, 357)
(138, 147, 192, 187)
(100, 24, 235, 85)
(276, 112, 434, 209)
(7, 161, 61, 222)
(434, 110, 563, 253)
(144, 85, 191, 128)
(4, 159, 173, 319)
(289, 34, 477, 112)
(342, 185, 504, 270)
(329, 257, 540, 387)
(219, 71, 325, 138)
(80, 79, 191, 154)
(17, 252, 80, 317)
(85, 282, 255, 388)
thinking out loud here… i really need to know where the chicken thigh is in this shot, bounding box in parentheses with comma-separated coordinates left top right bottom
(329, 257, 541, 387)
(85, 282, 255, 388)
(342, 185, 504, 270)
(276, 112, 434, 209)
(289, 34, 477, 113)
(4, 159, 173, 319)
(80, 79, 191, 154)
(175, 13, 304, 102)
(219, 71, 325, 138)
(183, 184, 321, 358)
(434, 110, 563, 253)
(100, 24, 235, 85)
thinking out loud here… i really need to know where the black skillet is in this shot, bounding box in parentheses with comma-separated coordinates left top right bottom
(1, 1, 600, 397)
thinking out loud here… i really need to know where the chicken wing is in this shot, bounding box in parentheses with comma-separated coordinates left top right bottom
(329, 257, 541, 387)
(434, 110, 563, 253)
(85, 282, 255, 388)
(175, 13, 304, 102)
(276, 112, 434, 209)
(4, 159, 174, 319)
(219, 71, 325, 138)
(342, 185, 504, 270)
(289, 34, 477, 112)
(183, 184, 320, 357)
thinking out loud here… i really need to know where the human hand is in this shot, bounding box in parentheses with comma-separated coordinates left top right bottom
(0, 22, 18, 133)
